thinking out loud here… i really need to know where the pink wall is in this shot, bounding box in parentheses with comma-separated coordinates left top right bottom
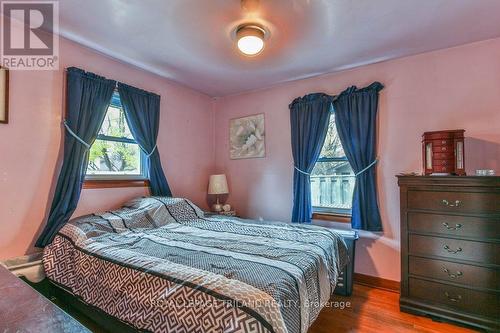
(213, 38, 500, 281)
(0, 17, 215, 259)
(1, 12, 498, 283)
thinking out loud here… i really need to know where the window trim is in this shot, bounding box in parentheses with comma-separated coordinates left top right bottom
(312, 212, 351, 223)
(316, 156, 349, 163)
(85, 91, 147, 182)
(83, 179, 149, 189)
(95, 134, 136, 144)
(313, 206, 351, 215)
(312, 206, 352, 223)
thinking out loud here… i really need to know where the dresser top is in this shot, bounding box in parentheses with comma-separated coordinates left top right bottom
(0, 265, 89, 332)
(397, 175, 500, 187)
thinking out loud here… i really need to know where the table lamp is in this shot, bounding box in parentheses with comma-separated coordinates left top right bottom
(208, 174, 229, 212)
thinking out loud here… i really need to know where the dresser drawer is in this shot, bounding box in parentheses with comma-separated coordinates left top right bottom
(408, 212, 500, 240)
(408, 190, 500, 214)
(431, 144, 453, 152)
(432, 152, 451, 160)
(409, 234, 500, 265)
(409, 278, 499, 318)
(409, 257, 499, 290)
(432, 159, 455, 167)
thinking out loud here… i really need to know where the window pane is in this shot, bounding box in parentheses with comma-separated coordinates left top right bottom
(98, 105, 133, 139)
(319, 115, 346, 159)
(87, 139, 141, 176)
(311, 161, 355, 210)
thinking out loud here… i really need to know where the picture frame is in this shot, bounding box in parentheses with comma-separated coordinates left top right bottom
(0, 66, 9, 124)
(229, 113, 266, 160)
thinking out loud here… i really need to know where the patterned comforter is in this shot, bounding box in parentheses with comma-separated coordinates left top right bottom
(43, 197, 347, 333)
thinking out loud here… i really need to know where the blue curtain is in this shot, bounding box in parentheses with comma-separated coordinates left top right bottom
(333, 82, 384, 231)
(118, 83, 172, 196)
(35, 68, 116, 247)
(289, 93, 332, 223)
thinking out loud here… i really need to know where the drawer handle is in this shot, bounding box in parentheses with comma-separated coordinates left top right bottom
(444, 292, 462, 302)
(443, 245, 462, 254)
(442, 199, 461, 207)
(443, 267, 463, 279)
(442, 222, 463, 230)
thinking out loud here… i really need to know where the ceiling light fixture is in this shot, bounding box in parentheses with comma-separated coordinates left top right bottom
(236, 24, 266, 56)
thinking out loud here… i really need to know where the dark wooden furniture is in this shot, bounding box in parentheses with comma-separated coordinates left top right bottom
(204, 211, 239, 218)
(205, 210, 238, 217)
(292, 220, 360, 296)
(422, 130, 465, 175)
(0, 265, 89, 333)
(0, 66, 8, 124)
(332, 229, 358, 296)
(398, 176, 500, 332)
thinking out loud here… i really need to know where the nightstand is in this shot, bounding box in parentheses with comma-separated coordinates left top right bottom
(204, 211, 238, 218)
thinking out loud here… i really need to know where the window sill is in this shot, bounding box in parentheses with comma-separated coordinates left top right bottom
(312, 212, 351, 223)
(83, 179, 150, 189)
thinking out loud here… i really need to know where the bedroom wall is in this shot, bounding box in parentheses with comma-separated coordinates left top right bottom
(0, 16, 215, 259)
(213, 37, 500, 281)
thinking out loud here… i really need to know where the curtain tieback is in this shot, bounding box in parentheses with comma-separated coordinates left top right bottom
(63, 120, 91, 150)
(355, 158, 379, 177)
(145, 144, 157, 158)
(294, 165, 311, 176)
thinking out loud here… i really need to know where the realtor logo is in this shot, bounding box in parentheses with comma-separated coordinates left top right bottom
(1, 1, 59, 70)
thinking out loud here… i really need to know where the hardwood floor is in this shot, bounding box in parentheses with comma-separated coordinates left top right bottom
(309, 284, 477, 333)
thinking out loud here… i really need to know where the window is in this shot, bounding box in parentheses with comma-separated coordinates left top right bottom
(311, 115, 354, 215)
(86, 92, 146, 180)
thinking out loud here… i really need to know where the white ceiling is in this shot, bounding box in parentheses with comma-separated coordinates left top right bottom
(58, 0, 500, 97)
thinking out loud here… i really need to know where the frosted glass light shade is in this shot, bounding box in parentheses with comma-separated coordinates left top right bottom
(236, 25, 265, 56)
(238, 36, 264, 55)
(208, 174, 229, 195)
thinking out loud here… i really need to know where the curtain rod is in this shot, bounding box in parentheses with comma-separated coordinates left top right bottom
(64, 67, 118, 92)
(64, 67, 160, 98)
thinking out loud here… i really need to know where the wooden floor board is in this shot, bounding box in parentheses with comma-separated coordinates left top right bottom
(309, 284, 478, 333)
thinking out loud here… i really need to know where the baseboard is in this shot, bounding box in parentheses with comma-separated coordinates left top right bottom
(354, 273, 400, 293)
(0, 252, 45, 283)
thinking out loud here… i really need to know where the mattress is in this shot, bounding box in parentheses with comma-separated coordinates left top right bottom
(43, 197, 347, 333)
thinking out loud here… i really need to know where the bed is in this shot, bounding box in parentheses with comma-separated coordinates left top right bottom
(43, 197, 348, 333)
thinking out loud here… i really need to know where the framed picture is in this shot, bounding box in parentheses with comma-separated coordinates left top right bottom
(229, 113, 265, 159)
(0, 67, 8, 124)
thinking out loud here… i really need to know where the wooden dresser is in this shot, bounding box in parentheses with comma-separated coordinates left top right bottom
(397, 176, 499, 332)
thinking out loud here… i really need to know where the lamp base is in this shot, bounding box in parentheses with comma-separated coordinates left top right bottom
(212, 203, 223, 212)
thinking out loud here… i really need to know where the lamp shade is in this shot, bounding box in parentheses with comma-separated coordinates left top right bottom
(208, 174, 229, 195)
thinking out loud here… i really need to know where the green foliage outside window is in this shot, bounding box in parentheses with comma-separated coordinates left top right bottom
(87, 100, 142, 176)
